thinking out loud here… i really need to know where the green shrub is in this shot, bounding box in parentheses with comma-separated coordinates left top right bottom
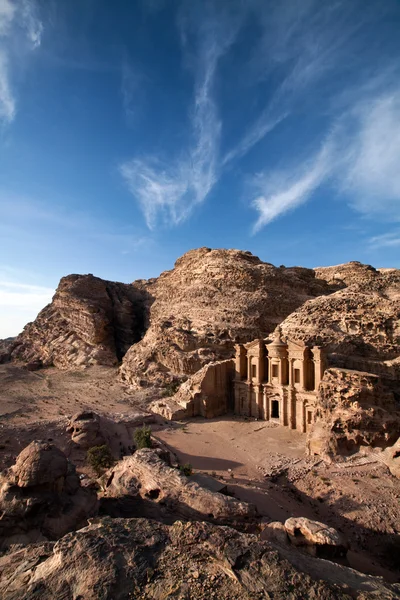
(162, 381, 181, 397)
(134, 425, 152, 449)
(87, 445, 114, 475)
(179, 463, 193, 476)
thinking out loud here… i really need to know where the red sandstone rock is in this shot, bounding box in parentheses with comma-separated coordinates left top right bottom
(10, 274, 148, 369)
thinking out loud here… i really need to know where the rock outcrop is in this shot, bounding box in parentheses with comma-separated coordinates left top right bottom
(150, 359, 235, 419)
(9, 274, 148, 368)
(1, 517, 398, 600)
(262, 517, 349, 559)
(120, 248, 333, 387)
(307, 368, 400, 458)
(284, 517, 349, 558)
(0, 441, 97, 547)
(101, 448, 257, 525)
(281, 263, 400, 379)
(67, 411, 106, 449)
(5, 252, 400, 396)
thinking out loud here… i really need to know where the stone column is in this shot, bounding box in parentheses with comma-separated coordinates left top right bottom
(301, 358, 307, 391)
(256, 385, 263, 418)
(246, 384, 252, 417)
(235, 345, 247, 380)
(312, 347, 324, 389)
(247, 356, 252, 383)
(288, 388, 296, 429)
(263, 387, 269, 421)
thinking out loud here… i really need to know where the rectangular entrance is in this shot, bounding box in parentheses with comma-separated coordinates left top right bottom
(271, 400, 280, 419)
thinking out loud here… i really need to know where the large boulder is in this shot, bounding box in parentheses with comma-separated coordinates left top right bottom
(0, 518, 398, 600)
(380, 437, 400, 478)
(67, 411, 106, 449)
(101, 448, 257, 525)
(284, 517, 349, 558)
(11, 441, 68, 488)
(0, 441, 97, 546)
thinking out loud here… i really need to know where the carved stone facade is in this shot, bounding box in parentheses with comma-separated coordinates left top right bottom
(234, 329, 326, 433)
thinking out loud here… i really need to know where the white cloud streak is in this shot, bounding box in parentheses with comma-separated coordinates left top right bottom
(369, 231, 400, 249)
(120, 4, 242, 229)
(224, 0, 367, 166)
(251, 85, 400, 230)
(0, 0, 42, 123)
(252, 141, 332, 232)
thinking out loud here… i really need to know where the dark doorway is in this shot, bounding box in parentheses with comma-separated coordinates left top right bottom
(271, 400, 280, 419)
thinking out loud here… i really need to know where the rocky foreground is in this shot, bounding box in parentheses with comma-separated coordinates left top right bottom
(0, 440, 399, 599)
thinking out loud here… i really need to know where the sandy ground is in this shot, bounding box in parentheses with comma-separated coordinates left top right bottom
(0, 364, 399, 582)
(0, 364, 151, 426)
(153, 417, 400, 582)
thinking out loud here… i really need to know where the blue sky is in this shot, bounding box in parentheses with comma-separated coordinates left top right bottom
(1, 0, 400, 337)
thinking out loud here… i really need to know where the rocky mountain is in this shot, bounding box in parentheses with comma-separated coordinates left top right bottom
(6, 274, 148, 369)
(120, 248, 334, 386)
(4, 250, 400, 391)
(280, 261, 400, 384)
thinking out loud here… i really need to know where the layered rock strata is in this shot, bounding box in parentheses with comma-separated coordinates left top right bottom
(120, 248, 334, 387)
(9, 274, 149, 368)
(0, 517, 398, 600)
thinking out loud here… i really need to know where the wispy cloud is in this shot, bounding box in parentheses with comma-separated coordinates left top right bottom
(252, 138, 333, 232)
(120, 3, 243, 229)
(251, 84, 400, 231)
(369, 231, 400, 249)
(0, 0, 42, 123)
(224, 0, 369, 165)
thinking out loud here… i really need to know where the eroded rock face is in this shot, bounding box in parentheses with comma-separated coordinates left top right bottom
(150, 359, 235, 419)
(307, 369, 400, 458)
(281, 264, 400, 378)
(10, 274, 149, 369)
(120, 248, 333, 387)
(101, 448, 257, 525)
(0, 441, 97, 546)
(6, 252, 400, 393)
(0, 517, 398, 600)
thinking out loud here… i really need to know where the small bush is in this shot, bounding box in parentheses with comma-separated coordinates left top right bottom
(87, 445, 114, 475)
(162, 381, 181, 397)
(134, 425, 152, 449)
(180, 463, 193, 476)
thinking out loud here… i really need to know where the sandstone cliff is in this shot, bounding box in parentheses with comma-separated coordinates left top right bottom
(9, 274, 148, 369)
(307, 368, 400, 458)
(280, 262, 400, 381)
(6, 251, 400, 393)
(120, 248, 333, 387)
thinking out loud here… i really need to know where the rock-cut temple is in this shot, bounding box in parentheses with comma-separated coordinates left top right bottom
(233, 329, 325, 433)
